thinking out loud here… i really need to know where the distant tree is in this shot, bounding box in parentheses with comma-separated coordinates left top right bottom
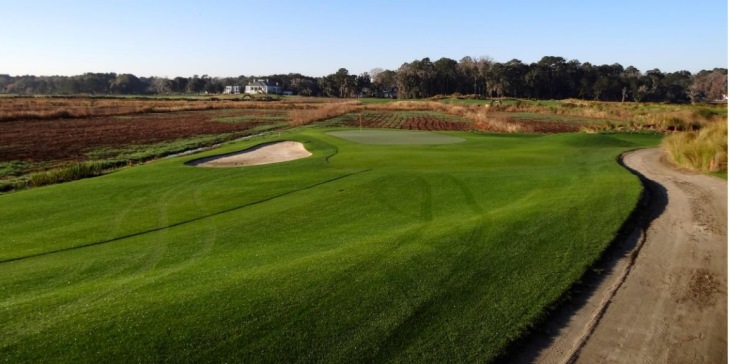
(336, 68, 356, 97)
(288, 74, 318, 96)
(592, 64, 623, 101)
(642, 68, 665, 102)
(0, 74, 11, 93)
(483, 62, 504, 98)
(57, 77, 81, 94)
(78, 73, 115, 94)
(355, 72, 371, 97)
(171, 77, 188, 93)
(662, 71, 692, 103)
(150, 77, 172, 94)
(186, 75, 206, 94)
(689, 68, 728, 103)
(396, 61, 420, 98)
(370, 69, 396, 97)
(621, 66, 642, 102)
(433, 57, 459, 95)
(203, 76, 224, 94)
(110, 74, 144, 94)
(502, 59, 528, 97)
(455, 56, 491, 95)
(369, 68, 384, 82)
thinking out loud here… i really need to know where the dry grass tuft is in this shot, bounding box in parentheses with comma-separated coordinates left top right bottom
(663, 120, 728, 172)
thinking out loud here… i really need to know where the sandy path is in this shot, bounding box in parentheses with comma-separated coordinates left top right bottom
(187, 141, 311, 167)
(512, 148, 727, 364)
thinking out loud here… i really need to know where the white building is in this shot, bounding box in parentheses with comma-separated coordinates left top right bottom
(245, 79, 281, 95)
(223, 86, 241, 94)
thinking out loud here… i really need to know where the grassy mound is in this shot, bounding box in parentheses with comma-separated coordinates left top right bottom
(0, 129, 660, 362)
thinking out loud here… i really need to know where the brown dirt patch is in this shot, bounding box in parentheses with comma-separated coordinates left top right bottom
(0, 109, 287, 163)
(677, 268, 721, 310)
(333, 111, 471, 131)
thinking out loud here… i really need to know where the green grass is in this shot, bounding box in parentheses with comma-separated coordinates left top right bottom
(0, 161, 31, 179)
(328, 129, 466, 144)
(710, 171, 727, 179)
(0, 129, 661, 362)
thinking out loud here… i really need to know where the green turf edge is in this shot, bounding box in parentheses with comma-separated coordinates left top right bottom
(493, 148, 652, 361)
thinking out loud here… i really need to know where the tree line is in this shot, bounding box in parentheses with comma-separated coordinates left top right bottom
(390, 56, 727, 103)
(0, 73, 323, 97)
(1, 55, 726, 103)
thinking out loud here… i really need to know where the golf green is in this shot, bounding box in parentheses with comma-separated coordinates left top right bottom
(327, 129, 466, 144)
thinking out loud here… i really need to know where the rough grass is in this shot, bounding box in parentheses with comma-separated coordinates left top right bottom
(434, 97, 728, 133)
(287, 101, 359, 126)
(662, 120, 728, 172)
(0, 129, 660, 362)
(0, 96, 347, 122)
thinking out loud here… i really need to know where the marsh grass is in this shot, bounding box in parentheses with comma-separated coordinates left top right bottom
(1, 131, 289, 193)
(662, 120, 728, 172)
(0, 96, 331, 122)
(26, 161, 109, 188)
(287, 101, 359, 126)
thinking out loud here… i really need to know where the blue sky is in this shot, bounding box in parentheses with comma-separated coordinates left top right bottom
(2, 0, 726, 77)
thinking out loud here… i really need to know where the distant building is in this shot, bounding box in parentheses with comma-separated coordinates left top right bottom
(245, 79, 281, 95)
(223, 86, 241, 94)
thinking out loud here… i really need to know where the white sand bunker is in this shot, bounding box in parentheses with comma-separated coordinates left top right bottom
(187, 141, 311, 167)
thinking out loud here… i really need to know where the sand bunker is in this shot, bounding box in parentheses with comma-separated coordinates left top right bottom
(187, 141, 311, 167)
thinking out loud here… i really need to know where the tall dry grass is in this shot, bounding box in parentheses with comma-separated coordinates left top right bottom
(0, 97, 323, 122)
(662, 120, 728, 172)
(287, 102, 359, 126)
(494, 99, 725, 133)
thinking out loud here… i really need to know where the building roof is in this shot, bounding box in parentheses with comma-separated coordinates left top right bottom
(246, 79, 279, 88)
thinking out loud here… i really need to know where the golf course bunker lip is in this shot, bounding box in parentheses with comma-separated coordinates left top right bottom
(186, 141, 311, 167)
(327, 129, 465, 145)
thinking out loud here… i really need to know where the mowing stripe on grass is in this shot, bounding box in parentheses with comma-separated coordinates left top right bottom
(0, 169, 371, 264)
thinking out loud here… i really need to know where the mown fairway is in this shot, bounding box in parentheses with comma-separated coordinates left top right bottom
(0, 129, 660, 362)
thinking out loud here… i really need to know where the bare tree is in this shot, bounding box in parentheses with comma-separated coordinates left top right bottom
(151, 77, 171, 94)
